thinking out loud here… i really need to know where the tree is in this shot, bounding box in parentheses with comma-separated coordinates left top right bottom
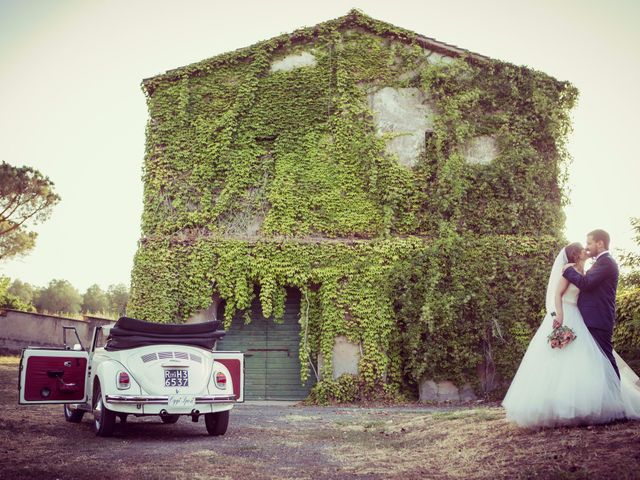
(614, 218, 640, 372)
(0, 276, 35, 311)
(0, 161, 61, 261)
(107, 283, 129, 317)
(8, 278, 35, 306)
(619, 217, 640, 289)
(82, 284, 108, 314)
(34, 279, 82, 315)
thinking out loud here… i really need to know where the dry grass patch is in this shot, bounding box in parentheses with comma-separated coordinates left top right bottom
(0, 355, 19, 365)
(332, 408, 640, 479)
(2, 354, 638, 480)
(284, 414, 322, 422)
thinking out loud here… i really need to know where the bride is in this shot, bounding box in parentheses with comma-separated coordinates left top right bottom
(503, 242, 640, 427)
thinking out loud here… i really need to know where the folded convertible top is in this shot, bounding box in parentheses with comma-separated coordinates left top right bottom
(105, 316, 225, 351)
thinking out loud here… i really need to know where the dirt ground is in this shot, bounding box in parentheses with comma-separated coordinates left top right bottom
(2, 357, 640, 480)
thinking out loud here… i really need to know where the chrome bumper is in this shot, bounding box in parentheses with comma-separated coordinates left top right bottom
(105, 394, 236, 405)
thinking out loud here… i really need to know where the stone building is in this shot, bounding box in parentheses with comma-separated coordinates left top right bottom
(130, 10, 576, 400)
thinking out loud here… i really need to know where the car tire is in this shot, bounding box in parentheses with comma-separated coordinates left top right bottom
(93, 380, 116, 437)
(160, 414, 180, 424)
(204, 410, 229, 436)
(64, 404, 85, 423)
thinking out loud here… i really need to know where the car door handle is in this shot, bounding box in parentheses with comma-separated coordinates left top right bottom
(57, 380, 78, 392)
(47, 370, 79, 392)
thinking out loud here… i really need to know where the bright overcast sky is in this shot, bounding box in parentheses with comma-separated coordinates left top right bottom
(1, 0, 638, 292)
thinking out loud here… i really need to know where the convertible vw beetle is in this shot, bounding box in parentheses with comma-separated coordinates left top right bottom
(18, 317, 244, 437)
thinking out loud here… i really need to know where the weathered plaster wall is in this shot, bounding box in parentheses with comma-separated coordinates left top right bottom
(270, 51, 317, 72)
(0, 309, 115, 353)
(318, 335, 361, 380)
(368, 87, 436, 167)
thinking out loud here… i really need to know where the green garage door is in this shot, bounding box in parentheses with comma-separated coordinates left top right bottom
(217, 288, 315, 400)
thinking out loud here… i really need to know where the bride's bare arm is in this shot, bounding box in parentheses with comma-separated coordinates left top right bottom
(554, 277, 570, 327)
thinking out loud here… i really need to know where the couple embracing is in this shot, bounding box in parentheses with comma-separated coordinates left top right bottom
(503, 229, 640, 428)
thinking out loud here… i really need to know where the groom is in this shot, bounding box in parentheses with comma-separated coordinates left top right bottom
(563, 229, 620, 378)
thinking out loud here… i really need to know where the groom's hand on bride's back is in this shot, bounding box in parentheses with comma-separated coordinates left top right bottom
(563, 263, 575, 272)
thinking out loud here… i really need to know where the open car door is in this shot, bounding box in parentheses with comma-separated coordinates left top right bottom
(212, 351, 245, 402)
(19, 348, 89, 404)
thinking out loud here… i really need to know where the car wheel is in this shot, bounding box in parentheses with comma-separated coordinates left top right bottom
(63, 404, 85, 423)
(93, 380, 116, 437)
(204, 410, 229, 436)
(161, 414, 180, 424)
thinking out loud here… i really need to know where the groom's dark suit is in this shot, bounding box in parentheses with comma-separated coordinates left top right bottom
(563, 252, 620, 378)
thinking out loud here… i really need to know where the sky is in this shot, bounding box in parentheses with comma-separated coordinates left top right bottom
(0, 0, 639, 292)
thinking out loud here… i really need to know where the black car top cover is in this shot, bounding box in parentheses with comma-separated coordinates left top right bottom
(105, 316, 225, 351)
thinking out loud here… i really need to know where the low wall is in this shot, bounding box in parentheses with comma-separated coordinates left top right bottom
(0, 309, 115, 353)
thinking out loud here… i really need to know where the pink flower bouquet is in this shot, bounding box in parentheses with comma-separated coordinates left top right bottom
(547, 325, 577, 349)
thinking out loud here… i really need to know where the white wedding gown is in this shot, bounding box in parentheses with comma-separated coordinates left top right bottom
(503, 282, 640, 428)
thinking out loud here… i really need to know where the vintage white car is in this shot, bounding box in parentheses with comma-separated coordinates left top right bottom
(18, 316, 244, 437)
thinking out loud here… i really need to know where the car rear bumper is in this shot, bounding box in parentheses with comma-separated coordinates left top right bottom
(105, 394, 236, 404)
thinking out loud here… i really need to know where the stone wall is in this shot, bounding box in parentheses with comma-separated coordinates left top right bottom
(419, 379, 477, 402)
(0, 309, 115, 353)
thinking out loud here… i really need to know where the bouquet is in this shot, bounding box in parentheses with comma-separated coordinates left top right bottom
(547, 325, 577, 349)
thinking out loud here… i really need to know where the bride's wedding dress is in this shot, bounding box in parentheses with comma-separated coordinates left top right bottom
(503, 252, 640, 428)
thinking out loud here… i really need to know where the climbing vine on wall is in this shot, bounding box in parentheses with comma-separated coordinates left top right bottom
(130, 10, 579, 401)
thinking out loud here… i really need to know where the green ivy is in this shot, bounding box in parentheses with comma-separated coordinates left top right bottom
(130, 10, 580, 400)
(390, 234, 563, 394)
(613, 287, 640, 372)
(306, 373, 360, 405)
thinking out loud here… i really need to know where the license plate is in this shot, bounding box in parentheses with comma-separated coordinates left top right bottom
(164, 369, 189, 387)
(168, 394, 195, 408)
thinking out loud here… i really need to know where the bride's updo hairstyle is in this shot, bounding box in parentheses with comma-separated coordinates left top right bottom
(565, 242, 583, 263)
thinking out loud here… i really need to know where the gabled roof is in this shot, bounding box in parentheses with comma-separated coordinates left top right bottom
(142, 9, 491, 95)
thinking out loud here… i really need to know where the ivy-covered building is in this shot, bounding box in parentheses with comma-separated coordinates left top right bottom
(129, 10, 577, 401)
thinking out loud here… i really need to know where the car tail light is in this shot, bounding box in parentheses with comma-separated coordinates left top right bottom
(214, 371, 227, 389)
(117, 371, 130, 390)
